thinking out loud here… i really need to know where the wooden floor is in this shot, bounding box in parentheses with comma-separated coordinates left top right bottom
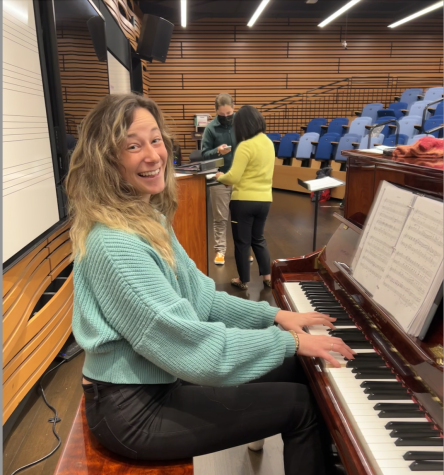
(3, 189, 342, 475)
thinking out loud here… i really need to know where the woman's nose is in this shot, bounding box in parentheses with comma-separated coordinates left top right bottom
(142, 143, 160, 161)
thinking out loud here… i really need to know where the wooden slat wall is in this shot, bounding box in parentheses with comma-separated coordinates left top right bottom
(76, 5, 442, 158)
(57, 21, 110, 136)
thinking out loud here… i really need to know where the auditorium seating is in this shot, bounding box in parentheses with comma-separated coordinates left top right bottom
(266, 133, 281, 155)
(320, 118, 349, 136)
(423, 117, 444, 137)
(368, 116, 396, 137)
(294, 132, 320, 160)
(409, 101, 430, 122)
(333, 134, 361, 162)
(358, 133, 384, 149)
(301, 118, 327, 134)
(428, 100, 443, 117)
(395, 88, 423, 108)
(355, 103, 383, 123)
(376, 101, 408, 119)
(346, 117, 372, 136)
(314, 133, 340, 161)
(421, 86, 444, 102)
(396, 115, 422, 138)
(381, 133, 409, 147)
(276, 133, 300, 162)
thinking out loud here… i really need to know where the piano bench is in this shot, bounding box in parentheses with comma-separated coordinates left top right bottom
(53, 396, 194, 475)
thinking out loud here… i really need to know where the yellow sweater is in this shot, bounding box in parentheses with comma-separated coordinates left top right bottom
(217, 132, 274, 201)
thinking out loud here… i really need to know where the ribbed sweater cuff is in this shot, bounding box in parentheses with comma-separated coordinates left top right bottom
(283, 331, 297, 357)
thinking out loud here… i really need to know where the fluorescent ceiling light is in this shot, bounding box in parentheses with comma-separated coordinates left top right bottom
(247, 0, 271, 27)
(318, 0, 362, 28)
(181, 0, 186, 27)
(388, 1, 443, 28)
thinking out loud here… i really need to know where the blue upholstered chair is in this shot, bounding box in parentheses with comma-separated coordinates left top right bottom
(423, 87, 444, 102)
(347, 117, 372, 137)
(377, 102, 408, 120)
(277, 133, 300, 158)
(321, 118, 349, 137)
(396, 88, 423, 109)
(407, 134, 434, 145)
(382, 134, 409, 147)
(428, 100, 443, 118)
(314, 132, 340, 161)
(355, 103, 383, 123)
(423, 117, 443, 138)
(397, 116, 422, 138)
(333, 134, 361, 162)
(294, 132, 320, 159)
(409, 101, 429, 123)
(301, 118, 327, 135)
(359, 134, 384, 149)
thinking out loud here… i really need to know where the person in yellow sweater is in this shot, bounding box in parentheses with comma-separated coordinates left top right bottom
(216, 105, 275, 290)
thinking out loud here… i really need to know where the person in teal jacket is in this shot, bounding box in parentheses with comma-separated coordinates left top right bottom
(65, 93, 354, 474)
(201, 93, 239, 265)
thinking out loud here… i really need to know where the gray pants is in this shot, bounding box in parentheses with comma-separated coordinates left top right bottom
(210, 184, 232, 254)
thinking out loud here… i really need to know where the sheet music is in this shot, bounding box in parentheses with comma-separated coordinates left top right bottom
(373, 196, 444, 331)
(352, 182, 414, 296)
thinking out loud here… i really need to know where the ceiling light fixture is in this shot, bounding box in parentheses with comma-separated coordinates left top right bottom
(247, 0, 271, 27)
(388, 1, 443, 28)
(181, 0, 186, 27)
(318, 0, 362, 28)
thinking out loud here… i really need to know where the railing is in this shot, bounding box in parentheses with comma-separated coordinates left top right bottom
(261, 76, 442, 134)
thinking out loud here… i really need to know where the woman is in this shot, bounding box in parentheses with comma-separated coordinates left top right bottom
(66, 93, 354, 474)
(216, 105, 274, 290)
(202, 93, 253, 266)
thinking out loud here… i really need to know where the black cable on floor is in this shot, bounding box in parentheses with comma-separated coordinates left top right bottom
(10, 359, 67, 475)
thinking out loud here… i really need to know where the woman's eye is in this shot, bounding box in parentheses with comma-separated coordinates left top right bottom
(128, 144, 139, 150)
(152, 137, 163, 144)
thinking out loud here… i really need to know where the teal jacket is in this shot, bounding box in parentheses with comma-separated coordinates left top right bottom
(201, 115, 237, 173)
(72, 224, 296, 386)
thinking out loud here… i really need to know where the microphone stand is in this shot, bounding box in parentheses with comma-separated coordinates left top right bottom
(367, 118, 400, 148)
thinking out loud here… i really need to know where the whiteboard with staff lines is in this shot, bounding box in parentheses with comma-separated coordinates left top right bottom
(3, 0, 60, 262)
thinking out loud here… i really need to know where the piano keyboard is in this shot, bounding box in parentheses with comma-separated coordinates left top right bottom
(284, 281, 443, 475)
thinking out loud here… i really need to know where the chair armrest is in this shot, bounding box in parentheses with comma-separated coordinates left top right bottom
(394, 96, 400, 101)
(351, 142, 360, 147)
(291, 140, 299, 144)
(331, 141, 339, 145)
(417, 95, 424, 100)
(401, 109, 408, 114)
(365, 124, 372, 129)
(374, 143, 382, 146)
(301, 126, 307, 131)
(311, 141, 319, 145)
(414, 125, 422, 131)
(342, 125, 349, 129)
(388, 124, 397, 129)
(272, 140, 280, 143)
(320, 125, 328, 129)
(354, 111, 362, 116)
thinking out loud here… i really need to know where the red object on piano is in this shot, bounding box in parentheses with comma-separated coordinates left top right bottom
(392, 136, 443, 170)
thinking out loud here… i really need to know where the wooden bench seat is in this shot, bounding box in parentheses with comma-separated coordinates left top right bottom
(54, 396, 194, 475)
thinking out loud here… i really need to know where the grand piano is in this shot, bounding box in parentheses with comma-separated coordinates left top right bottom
(271, 151, 443, 475)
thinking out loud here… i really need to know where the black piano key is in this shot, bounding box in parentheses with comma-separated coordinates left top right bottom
(355, 370, 395, 378)
(378, 410, 425, 418)
(315, 309, 347, 314)
(309, 298, 339, 304)
(332, 320, 353, 327)
(361, 381, 403, 389)
(390, 429, 440, 438)
(352, 366, 392, 373)
(374, 403, 418, 411)
(330, 331, 367, 340)
(395, 437, 443, 447)
(403, 451, 443, 461)
(386, 422, 436, 430)
(409, 461, 443, 471)
(367, 392, 411, 400)
(363, 386, 407, 394)
(352, 353, 380, 359)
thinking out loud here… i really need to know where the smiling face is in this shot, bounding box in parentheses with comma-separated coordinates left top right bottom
(119, 107, 168, 202)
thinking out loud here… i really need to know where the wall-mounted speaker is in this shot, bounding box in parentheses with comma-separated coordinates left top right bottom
(136, 15, 174, 63)
(86, 15, 107, 62)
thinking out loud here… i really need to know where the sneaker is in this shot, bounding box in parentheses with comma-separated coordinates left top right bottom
(214, 252, 225, 265)
(247, 439, 265, 451)
(249, 255, 254, 262)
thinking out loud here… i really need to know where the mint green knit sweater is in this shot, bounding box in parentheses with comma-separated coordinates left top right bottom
(72, 224, 296, 386)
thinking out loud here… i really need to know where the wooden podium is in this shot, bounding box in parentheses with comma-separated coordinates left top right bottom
(173, 174, 208, 275)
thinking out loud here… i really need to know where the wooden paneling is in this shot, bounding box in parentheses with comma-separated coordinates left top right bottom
(3, 223, 73, 424)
